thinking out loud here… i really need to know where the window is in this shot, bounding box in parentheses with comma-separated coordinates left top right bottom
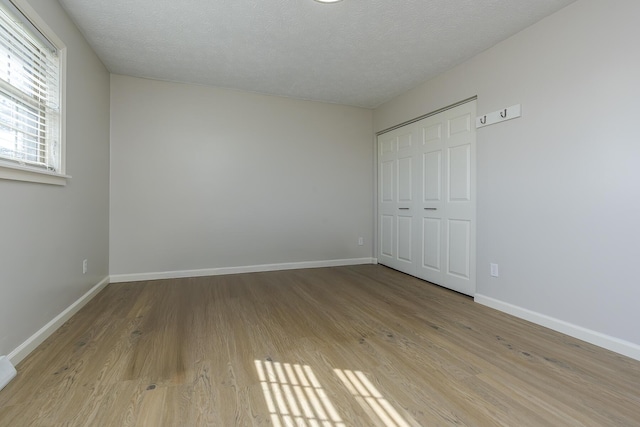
(0, 0, 66, 185)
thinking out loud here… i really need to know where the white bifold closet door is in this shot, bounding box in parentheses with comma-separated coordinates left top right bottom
(377, 100, 476, 296)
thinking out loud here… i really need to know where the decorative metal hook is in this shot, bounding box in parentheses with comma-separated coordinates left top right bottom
(500, 109, 507, 118)
(480, 115, 487, 124)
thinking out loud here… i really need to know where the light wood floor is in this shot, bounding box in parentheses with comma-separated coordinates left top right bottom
(0, 265, 638, 426)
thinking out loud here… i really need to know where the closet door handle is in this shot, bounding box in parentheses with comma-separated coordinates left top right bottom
(424, 207, 437, 210)
(398, 207, 410, 210)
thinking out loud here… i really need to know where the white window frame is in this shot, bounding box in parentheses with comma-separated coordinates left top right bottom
(0, 0, 68, 186)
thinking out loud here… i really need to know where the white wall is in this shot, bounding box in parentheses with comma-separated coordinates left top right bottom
(110, 76, 374, 277)
(0, 1, 110, 357)
(375, 0, 640, 352)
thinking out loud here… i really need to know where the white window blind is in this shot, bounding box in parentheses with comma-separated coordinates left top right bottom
(0, 1, 60, 172)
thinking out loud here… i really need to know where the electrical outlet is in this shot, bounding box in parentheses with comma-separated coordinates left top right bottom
(83, 259, 88, 274)
(358, 237, 364, 246)
(490, 263, 499, 277)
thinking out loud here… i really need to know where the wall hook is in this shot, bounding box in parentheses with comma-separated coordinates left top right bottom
(480, 115, 486, 124)
(500, 109, 507, 118)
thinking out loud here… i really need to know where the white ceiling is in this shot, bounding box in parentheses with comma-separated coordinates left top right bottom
(57, 0, 576, 108)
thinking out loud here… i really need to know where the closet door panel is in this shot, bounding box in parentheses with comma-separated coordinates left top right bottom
(378, 100, 475, 295)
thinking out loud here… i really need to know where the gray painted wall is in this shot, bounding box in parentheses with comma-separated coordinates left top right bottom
(109, 76, 374, 276)
(375, 0, 640, 346)
(0, 1, 110, 355)
(4, 0, 637, 362)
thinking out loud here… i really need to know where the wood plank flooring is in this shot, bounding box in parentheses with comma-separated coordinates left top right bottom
(0, 265, 638, 426)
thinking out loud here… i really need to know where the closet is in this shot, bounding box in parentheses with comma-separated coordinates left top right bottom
(377, 100, 476, 296)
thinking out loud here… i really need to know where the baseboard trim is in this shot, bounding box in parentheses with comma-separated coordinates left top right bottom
(0, 356, 16, 391)
(474, 294, 640, 361)
(8, 276, 110, 365)
(109, 258, 377, 283)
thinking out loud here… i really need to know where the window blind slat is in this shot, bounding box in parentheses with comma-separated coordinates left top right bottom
(0, 25, 51, 62)
(0, 34, 57, 96)
(0, 3, 59, 171)
(0, 17, 56, 67)
(0, 120, 46, 141)
(0, 34, 56, 79)
(0, 0, 56, 53)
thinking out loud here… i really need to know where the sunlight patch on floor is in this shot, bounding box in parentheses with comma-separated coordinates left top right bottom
(255, 360, 345, 427)
(333, 369, 413, 427)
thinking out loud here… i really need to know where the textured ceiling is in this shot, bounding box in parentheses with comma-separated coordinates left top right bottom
(57, 0, 576, 108)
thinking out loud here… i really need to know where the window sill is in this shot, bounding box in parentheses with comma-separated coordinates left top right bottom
(0, 161, 71, 186)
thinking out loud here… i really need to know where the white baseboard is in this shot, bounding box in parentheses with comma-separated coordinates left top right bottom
(474, 294, 640, 361)
(109, 258, 377, 283)
(0, 356, 17, 391)
(8, 276, 110, 365)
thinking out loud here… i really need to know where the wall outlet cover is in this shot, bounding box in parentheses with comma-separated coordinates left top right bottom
(490, 263, 499, 277)
(0, 356, 17, 391)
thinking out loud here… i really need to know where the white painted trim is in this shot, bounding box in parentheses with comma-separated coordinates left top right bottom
(109, 258, 377, 283)
(0, 161, 70, 186)
(8, 276, 110, 365)
(0, 356, 16, 391)
(475, 294, 640, 362)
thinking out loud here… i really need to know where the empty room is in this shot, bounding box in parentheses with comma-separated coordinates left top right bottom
(1, 0, 639, 425)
